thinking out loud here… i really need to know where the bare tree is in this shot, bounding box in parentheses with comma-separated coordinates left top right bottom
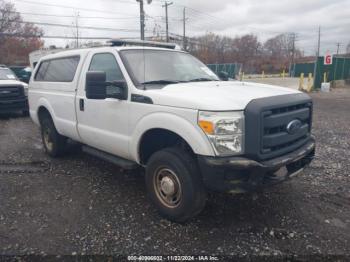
(0, 0, 44, 64)
(188, 33, 260, 67)
(0, 1, 22, 37)
(232, 34, 261, 72)
(347, 42, 350, 54)
(264, 33, 296, 59)
(263, 33, 301, 73)
(185, 32, 303, 73)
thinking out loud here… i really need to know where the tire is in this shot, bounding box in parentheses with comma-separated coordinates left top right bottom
(145, 147, 206, 222)
(40, 114, 67, 157)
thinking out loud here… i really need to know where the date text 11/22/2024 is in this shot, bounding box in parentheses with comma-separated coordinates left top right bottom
(127, 255, 219, 261)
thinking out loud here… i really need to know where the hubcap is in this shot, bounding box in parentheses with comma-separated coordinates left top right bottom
(154, 168, 182, 208)
(160, 176, 175, 195)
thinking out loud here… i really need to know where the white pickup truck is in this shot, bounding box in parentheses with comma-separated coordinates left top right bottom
(0, 65, 29, 115)
(29, 40, 315, 222)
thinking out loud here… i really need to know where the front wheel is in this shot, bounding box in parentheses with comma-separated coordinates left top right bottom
(145, 147, 206, 222)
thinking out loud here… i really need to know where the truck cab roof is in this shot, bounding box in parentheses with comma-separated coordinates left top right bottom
(38, 46, 184, 63)
(31, 39, 183, 64)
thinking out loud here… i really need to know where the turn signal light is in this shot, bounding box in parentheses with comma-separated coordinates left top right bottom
(198, 120, 214, 134)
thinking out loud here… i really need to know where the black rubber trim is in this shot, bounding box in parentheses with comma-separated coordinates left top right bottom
(197, 138, 315, 193)
(199, 138, 315, 171)
(131, 94, 153, 104)
(0, 98, 28, 112)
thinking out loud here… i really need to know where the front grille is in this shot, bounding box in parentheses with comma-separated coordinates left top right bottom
(261, 102, 312, 158)
(245, 93, 313, 161)
(0, 85, 24, 100)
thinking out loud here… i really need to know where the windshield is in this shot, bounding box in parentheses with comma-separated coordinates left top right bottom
(120, 49, 219, 88)
(0, 68, 17, 80)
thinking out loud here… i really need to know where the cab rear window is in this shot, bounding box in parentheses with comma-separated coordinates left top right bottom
(35, 56, 80, 82)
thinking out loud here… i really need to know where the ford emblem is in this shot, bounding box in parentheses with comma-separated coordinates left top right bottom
(286, 119, 302, 135)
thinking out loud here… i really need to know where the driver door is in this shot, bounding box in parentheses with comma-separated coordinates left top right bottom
(76, 51, 130, 159)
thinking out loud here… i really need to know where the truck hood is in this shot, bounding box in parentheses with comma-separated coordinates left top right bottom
(0, 79, 27, 87)
(145, 81, 300, 110)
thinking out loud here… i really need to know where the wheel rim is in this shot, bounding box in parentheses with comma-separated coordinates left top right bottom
(43, 126, 53, 151)
(153, 167, 182, 208)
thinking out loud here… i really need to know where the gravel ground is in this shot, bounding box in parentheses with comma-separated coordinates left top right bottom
(0, 89, 349, 259)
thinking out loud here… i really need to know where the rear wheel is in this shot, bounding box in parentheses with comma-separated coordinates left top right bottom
(40, 114, 67, 157)
(145, 147, 206, 222)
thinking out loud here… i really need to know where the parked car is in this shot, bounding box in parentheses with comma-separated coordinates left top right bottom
(0, 65, 29, 115)
(28, 39, 315, 222)
(9, 66, 32, 83)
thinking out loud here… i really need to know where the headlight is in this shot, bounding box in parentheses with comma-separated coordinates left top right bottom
(22, 84, 28, 97)
(198, 111, 244, 156)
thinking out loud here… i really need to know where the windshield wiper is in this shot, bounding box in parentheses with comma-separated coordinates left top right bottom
(186, 78, 217, 82)
(141, 80, 180, 85)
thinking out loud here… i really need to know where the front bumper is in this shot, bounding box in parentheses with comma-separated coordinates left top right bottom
(197, 137, 315, 193)
(0, 98, 28, 113)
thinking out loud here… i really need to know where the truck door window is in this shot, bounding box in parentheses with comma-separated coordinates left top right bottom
(34, 56, 80, 82)
(34, 61, 49, 81)
(89, 53, 125, 96)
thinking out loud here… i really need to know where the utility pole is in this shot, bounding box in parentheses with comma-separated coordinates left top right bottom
(336, 42, 341, 55)
(289, 33, 296, 77)
(334, 42, 342, 80)
(136, 0, 152, 40)
(316, 26, 321, 58)
(162, 1, 173, 42)
(74, 11, 80, 48)
(137, 0, 145, 40)
(313, 26, 321, 88)
(291, 33, 296, 66)
(183, 7, 187, 50)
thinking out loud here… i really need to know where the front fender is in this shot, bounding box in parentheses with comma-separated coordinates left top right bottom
(130, 112, 215, 163)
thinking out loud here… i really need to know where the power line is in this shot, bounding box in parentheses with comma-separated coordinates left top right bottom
(0, 32, 112, 39)
(11, 0, 299, 38)
(149, 0, 232, 30)
(0, 9, 140, 20)
(8, 0, 343, 55)
(12, 0, 138, 16)
(0, 19, 143, 32)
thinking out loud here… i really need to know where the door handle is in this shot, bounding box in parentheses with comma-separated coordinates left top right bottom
(79, 99, 84, 111)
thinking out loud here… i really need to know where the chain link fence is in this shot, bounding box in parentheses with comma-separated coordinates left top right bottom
(207, 63, 242, 78)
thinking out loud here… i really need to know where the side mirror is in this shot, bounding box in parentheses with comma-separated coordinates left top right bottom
(218, 71, 229, 81)
(86, 71, 107, 100)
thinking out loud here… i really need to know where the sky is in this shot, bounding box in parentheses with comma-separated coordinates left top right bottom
(10, 0, 350, 56)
